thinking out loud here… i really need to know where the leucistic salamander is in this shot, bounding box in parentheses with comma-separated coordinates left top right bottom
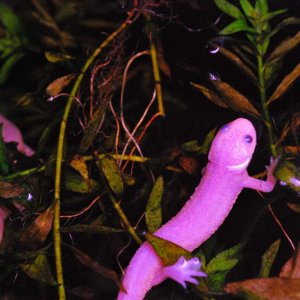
(0, 113, 35, 157)
(117, 118, 277, 300)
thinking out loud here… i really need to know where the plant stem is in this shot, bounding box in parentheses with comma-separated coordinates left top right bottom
(95, 154, 143, 245)
(144, 14, 165, 116)
(0, 154, 149, 181)
(52, 8, 137, 300)
(257, 54, 278, 157)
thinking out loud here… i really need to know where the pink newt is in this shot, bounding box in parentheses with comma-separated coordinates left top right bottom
(117, 118, 277, 300)
(0, 113, 35, 157)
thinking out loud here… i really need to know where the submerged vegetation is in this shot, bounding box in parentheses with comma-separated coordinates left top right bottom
(0, 0, 299, 299)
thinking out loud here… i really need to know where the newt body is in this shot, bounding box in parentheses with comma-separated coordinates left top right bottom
(117, 118, 276, 300)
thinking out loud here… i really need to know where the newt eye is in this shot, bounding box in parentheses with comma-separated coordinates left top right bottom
(221, 124, 230, 132)
(244, 134, 253, 143)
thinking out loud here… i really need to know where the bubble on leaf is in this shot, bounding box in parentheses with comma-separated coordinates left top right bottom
(208, 72, 220, 81)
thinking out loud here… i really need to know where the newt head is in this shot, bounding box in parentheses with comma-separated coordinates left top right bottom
(208, 118, 257, 172)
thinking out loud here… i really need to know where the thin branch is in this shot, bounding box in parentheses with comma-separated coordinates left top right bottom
(52, 8, 138, 300)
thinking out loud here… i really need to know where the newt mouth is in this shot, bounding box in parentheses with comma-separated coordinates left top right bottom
(227, 158, 251, 171)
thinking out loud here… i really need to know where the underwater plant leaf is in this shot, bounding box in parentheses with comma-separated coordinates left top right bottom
(270, 17, 300, 38)
(210, 79, 261, 117)
(239, 0, 254, 18)
(69, 154, 89, 181)
(44, 51, 75, 63)
(231, 44, 257, 68)
(217, 46, 256, 81)
(146, 176, 163, 233)
(267, 31, 300, 64)
(0, 181, 25, 198)
(205, 244, 241, 274)
(0, 3, 24, 37)
(286, 203, 300, 214)
(263, 58, 282, 88)
(0, 52, 24, 85)
(280, 245, 300, 279)
(178, 156, 199, 175)
(261, 9, 288, 22)
(182, 127, 217, 155)
(259, 239, 281, 278)
(79, 97, 110, 153)
(274, 159, 300, 193)
(144, 232, 192, 266)
(20, 253, 57, 286)
(190, 82, 228, 108)
(206, 244, 241, 291)
(225, 278, 300, 299)
(69, 245, 125, 291)
(46, 74, 75, 97)
(214, 0, 244, 20)
(0, 125, 10, 175)
(63, 171, 100, 193)
(219, 19, 256, 35)
(19, 205, 54, 248)
(98, 155, 123, 196)
(37, 119, 60, 153)
(61, 224, 124, 233)
(268, 63, 300, 104)
(255, 0, 268, 15)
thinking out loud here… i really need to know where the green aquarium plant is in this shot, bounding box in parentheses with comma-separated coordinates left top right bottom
(192, 0, 300, 193)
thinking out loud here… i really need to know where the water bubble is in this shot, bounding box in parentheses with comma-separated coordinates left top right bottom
(27, 193, 33, 201)
(208, 72, 219, 81)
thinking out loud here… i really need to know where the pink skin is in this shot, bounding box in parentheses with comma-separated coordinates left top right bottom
(0, 113, 35, 157)
(117, 118, 277, 300)
(0, 206, 9, 246)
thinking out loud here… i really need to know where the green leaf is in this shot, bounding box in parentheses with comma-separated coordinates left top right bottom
(99, 155, 123, 196)
(144, 232, 192, 266)
(0, 125, 10, 175)
(268, 62, 300, 104)
(206, 244, 242, 291)
(20, 253, 57, 286)
(255, 0, 269, 16)
(44, 51, 75, 63)
(182, 127, 217, 155)
(263, 58, 282, 88)
(274, 159, 300, 193)
(259, 239, 281, 278)
(0, 3, 24, 37)
(63, 171, 100, 193)
(206, 244, 241, 274)
(261, 36, 270, 56)
(146, 176, 164, 233)
(240, 0, 255, 18)
(0, 52, 24, 85)
(219, 19, 256, 35)
(214, 0, 244, 20)
(261, 9, 288, 22)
